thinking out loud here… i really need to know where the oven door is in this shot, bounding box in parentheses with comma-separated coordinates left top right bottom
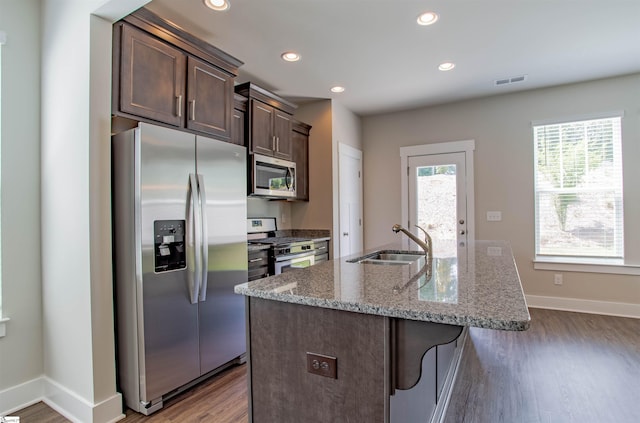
(274, 252, 315, 275)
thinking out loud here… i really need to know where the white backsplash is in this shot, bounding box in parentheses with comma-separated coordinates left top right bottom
(247, 197, 292, 230)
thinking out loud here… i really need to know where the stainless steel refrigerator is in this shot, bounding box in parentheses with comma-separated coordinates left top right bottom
(112, 122, 247, 414)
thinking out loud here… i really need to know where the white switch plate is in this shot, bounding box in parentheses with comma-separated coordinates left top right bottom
(554, 274, 563, 285)
(487, 211, 502, 221)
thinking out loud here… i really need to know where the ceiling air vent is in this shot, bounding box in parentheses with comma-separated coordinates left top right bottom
(495, 75, 527, 86)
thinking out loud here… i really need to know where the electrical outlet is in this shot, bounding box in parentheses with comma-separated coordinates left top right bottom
(487, 211, 502, 222)
(306, 352, 337, 379)
(554, 274, 563, 285)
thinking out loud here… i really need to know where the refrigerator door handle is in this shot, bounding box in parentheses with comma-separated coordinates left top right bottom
(187, 173, 202, 304)
(197, 174, 209, 302)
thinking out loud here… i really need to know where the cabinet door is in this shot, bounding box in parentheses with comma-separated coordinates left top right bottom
(186, 56, 233, 140)
(273, 110, 293, 160)
(232, 108, 245, 146)
(292, 129, 309, 200)
(119, 24, 186, 126)
(251, 100, 275, 156)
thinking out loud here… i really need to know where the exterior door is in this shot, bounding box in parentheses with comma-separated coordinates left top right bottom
(408, 152, 467, 257)
(338, 144, 363, 257)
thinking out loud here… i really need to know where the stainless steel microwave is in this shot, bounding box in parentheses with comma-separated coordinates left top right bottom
(251, 153, 296, 198)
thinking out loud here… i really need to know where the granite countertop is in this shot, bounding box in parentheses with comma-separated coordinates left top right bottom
(274, 229, 331, 242)
(235, 240, 531, 331)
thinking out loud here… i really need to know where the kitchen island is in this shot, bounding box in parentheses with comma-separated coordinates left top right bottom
(234, 240, 530, 423)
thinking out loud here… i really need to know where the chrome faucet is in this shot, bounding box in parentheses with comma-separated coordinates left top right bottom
(392, 224, 432, 259)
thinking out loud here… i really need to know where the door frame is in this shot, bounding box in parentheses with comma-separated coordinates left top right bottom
(337, 142, 363, 258)
(400, 140, 476, 243)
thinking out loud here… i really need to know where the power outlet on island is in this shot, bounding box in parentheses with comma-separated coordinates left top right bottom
(306, 352, 337, 379)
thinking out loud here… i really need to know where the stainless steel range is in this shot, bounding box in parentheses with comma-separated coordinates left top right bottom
(247, 218, 317, 275)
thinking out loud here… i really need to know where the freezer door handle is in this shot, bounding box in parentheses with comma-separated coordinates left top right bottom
(197, 174, 209, 302)
(187, 173, 202, 304)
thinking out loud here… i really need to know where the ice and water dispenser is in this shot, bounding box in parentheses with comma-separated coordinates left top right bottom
(154, 220, 186, 272)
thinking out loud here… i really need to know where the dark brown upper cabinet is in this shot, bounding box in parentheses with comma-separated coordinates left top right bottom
(232, 94, 247, 147)
(235, 83, 297, 160)
(113, 8, 242, 142)
(118, 24, 186, 126)
(292, 120, 311, 201)
(186, 56, 234, 139)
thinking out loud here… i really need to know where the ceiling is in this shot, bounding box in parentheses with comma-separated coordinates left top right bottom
(145, 0, 640, 116)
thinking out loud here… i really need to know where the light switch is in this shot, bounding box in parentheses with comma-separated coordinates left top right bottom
(487, 211, 502, 221)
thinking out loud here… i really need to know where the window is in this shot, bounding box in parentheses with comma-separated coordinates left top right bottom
(533, 114, 623, 264)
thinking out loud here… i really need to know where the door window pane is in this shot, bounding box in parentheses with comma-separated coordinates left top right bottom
(416, 164, 457, 256)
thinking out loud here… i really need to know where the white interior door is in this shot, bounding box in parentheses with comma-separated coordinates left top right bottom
(408, 152, 467, 257)
(338, 144, 363, 257)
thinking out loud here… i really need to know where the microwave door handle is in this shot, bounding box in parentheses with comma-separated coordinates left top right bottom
(285, 167, 292, 190)
(187, 174, 201, 304)
(197, 174, 208, 302)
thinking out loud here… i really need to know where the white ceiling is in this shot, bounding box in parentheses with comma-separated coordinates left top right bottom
(145, 0, 640, 116)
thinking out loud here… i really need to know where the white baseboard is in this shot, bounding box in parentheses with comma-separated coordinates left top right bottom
(434, 327, 468, 423)
(0, 376, 44, 416)
(43, 377, 124, 423)
(526, 295, 640, 319)
(0, 376, 123, 423)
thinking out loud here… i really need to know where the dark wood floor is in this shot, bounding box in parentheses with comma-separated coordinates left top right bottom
(12, 309, 640, 423)
(444, 308, 640, 423)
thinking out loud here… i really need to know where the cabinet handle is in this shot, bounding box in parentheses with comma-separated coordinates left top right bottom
(189, 100, 196, 121)
(249, 257, 263, 263)
(272, 136, 276, 151)
(176, 95, 183, 117)
(276, 137, 280, 152)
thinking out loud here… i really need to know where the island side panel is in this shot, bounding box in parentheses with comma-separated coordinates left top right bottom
(248, 297, 389, 423)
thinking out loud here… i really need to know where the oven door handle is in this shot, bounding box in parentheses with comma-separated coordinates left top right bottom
(274, 250, 316, 262)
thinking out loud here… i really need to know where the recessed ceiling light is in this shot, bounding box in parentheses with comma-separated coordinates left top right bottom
(417, 11, 439, 26)
(438, 62, 455, 71)
(331, 86, 345, 93)
(203, 0, 230, 11)
(281, 52, 301, 62)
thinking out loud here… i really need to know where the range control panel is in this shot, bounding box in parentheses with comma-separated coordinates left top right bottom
(154, 220, 186, 273)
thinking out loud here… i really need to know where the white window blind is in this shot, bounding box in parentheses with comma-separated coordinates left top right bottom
(534, 116, 623, 260)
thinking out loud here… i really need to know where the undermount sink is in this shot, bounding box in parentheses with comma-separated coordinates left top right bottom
(347, 250, 425, 265)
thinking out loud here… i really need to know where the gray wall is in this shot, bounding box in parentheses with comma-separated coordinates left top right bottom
(362, 73, 640, 305)
(291, 100, 334, 234)
(292, 99, 363, 257)
(0, 0, 43, 395)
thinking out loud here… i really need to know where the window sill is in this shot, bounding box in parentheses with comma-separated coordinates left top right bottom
(0, 317, 9, 338)
(534, 258, 640, 275)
